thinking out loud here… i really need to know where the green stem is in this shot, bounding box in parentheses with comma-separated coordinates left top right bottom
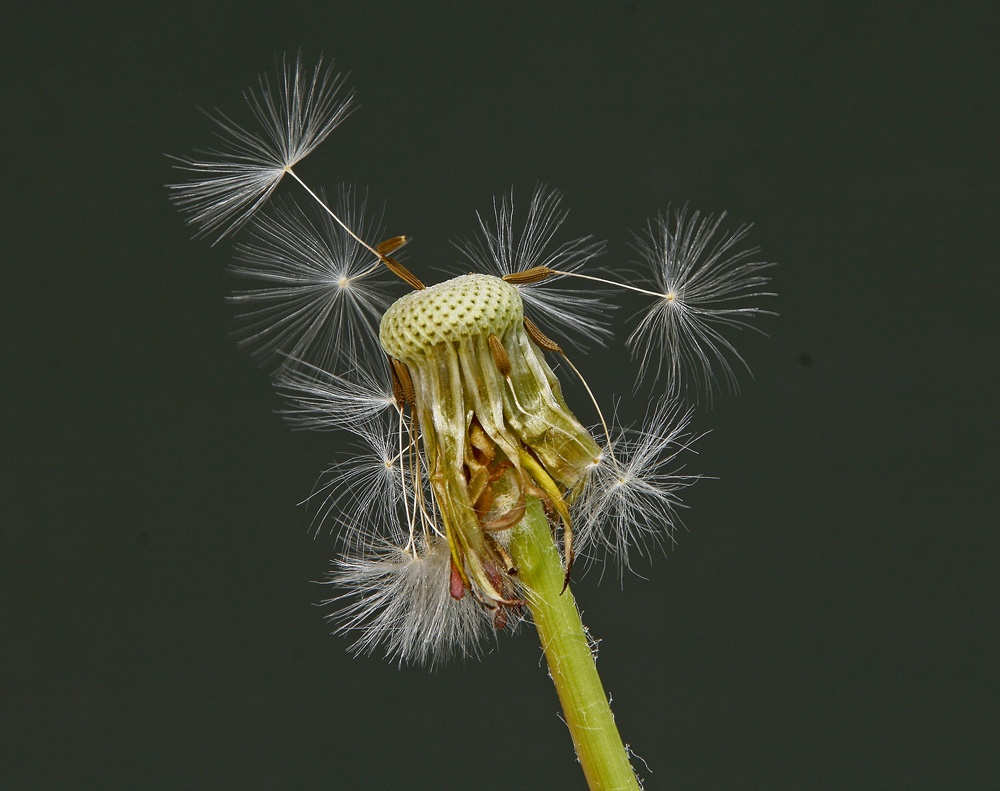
(509, 497, 641, 791)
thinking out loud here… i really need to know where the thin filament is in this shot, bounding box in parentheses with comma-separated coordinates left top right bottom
(285, 167, 382, 258)
(550, 270, 666, 300)
(559, 352, 621, 471)
(396, 406, 418, 557)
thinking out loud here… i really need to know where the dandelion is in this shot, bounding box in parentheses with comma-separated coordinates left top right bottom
(170, 54, 776, 791)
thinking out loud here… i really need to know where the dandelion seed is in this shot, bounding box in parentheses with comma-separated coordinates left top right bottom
(573, 399, 700, 567)
(167, 53, 354, 243)
(229, 186, 400, 374)
(305, 412, 415, 544)
(627, 205, 777, 399)
(324, 534, 488, 668)
(274, 360, 397, 431)
(454, 185, 612, 346)
(378, 274, 602, 609)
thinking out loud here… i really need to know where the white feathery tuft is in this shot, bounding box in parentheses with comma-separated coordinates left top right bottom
(228, 186, 399, 375)
(303, 412, 416, 544)
(325, 535, 488, 668)
(573, 399, 700, 568)
(627, 205, 776, 400)
(454, 185, 612, 347)
(274, 360, 398, 431)
(167, 53, 354, 243)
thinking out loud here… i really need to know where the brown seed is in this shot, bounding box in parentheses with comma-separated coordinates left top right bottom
(449, 558, 466, 600)
(523, 316, 562, 353)
(389, 357, 415, 406)
(380, 255, 425, 290)
(375, 235, 407, 256)
(501, 266, 555, 285)
(488, 334, 511, 377)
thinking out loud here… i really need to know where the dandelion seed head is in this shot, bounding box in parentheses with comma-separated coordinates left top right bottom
(379, 274, 523, 359)
(377, 272, 600, 626)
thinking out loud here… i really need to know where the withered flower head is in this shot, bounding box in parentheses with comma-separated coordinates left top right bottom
(379, 274, 600, 620)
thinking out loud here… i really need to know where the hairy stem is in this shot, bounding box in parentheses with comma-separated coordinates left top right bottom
(509, 497, 641, 791)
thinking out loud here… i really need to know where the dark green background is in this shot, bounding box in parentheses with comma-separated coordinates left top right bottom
(4, 2, 997, 788)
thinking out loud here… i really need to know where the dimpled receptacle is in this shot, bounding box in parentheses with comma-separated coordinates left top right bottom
(379, 274, 523, 362)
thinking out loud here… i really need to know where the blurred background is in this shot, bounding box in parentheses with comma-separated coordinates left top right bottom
(4, 2, 997, 788)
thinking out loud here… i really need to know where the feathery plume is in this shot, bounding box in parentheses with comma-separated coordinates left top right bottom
(274, 361, 397, 431)
(304, 412, 415, 544)
(627, 205, 776, 399)
(573, 399, 700, 566)
(229, 186, 400, 374)
(168, 53, 354, 243)
(324, 535, 489, 668)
